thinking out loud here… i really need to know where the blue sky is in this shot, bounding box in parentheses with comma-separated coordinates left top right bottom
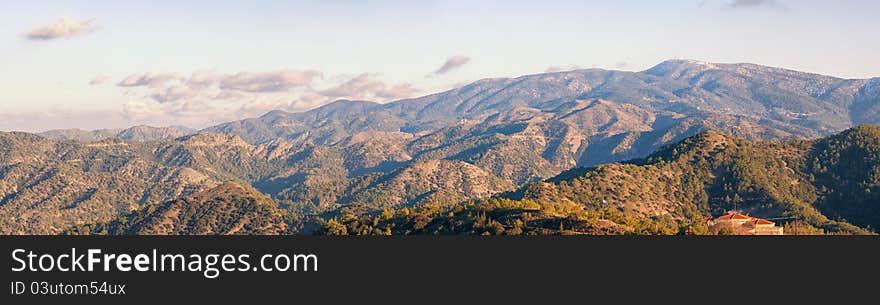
(1, 0, 878, 131)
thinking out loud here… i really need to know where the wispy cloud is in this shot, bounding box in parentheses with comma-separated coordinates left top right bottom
(186, 70, 222, 90)
(376, 83, 420, 100)
(219, 70, 320, 93)
(722, 0, 787, 11)
(545, 65, 584, 73)
(434, 55, 471, 75)
(118, 72, 184, 88)
(150, 86, 199, 103)
(109, 68, 422, 128)
(319, 73, 420, 101)
(89, 75, 109, 86)
(0, 108, 129, 132)
(214, 90, 247, 101)
(25, 16, 98, 41)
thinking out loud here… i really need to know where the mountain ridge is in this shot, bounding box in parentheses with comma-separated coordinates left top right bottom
(40, 125, 195, 142)
(3, 60, 880, 235)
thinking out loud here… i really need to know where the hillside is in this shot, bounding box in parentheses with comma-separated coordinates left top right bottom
(321, 126, 880, 235)
(0, 130, 519, 233)
(68, 183, 294, 235)
(0, 132, 220, 234)
(808, 125, 880, 229)
(504, 126, 880, 234)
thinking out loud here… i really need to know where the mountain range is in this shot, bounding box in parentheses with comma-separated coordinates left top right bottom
(4, 59, 880, 235)
(40, 125, 195, 142)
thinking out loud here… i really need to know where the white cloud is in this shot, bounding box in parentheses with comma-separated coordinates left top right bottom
(118, 72, 184, 88)
(150, 86, 199, 103)
(434, 55, 471, 75)
(545, 65, 584, 73)
(376, 83, 420, 100)
(219, 70, 320, 93)
(214, 90, 247, 100)
(186, 70, 222, 90)
(121, 99, 229, 129)
(104, 68, 425, 129)
(292, 93, 332, 110)
(25, 16, 98, 41)
(318, 73, 420, 101)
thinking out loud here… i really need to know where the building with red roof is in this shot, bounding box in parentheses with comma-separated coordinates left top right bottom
(707, 212, 784, 235)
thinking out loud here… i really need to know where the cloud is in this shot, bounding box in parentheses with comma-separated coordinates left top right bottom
(545, 65, 584, 73)
(319, 74, 386, 98)
(214, 90, 247, 100)
(150, 86, 199, 103)
(106, 68, 421, 129)
(376, 83, 420, 100)
(292, 93, 332, 110)
(89, 75, 109, 86)
(233, 99, 296, 119)
(26, 16, 98, 41)
(318, 73, 420, 101)
(722, 0, 786, 10)
(186, 70, 222, 90)
(118, 72, 184, 88)
(121, 99, 231, 128)
(434, 55, 471, 75)
(0, 108, 129, 132)
(117, 69, 319, 106)
(219, 70, 320, 93)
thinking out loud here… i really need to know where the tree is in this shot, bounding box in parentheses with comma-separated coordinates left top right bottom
(323, 219, 348, 236)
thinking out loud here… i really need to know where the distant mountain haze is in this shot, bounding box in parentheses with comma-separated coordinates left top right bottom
(41, 125, 195, 142)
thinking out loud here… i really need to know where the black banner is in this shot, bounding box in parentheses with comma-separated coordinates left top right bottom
(1, 236, 877, 303)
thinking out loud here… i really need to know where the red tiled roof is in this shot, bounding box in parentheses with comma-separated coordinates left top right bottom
(715, 213, 750, 220)
(745, 218, 775, 225)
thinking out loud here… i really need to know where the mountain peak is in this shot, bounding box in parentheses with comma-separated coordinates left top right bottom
(260, 109, 290, 119)
(645, 129, 735, 162)
(690, 129, 734, 143)
(320, 99, 380, 109)
(644, 59, 720, 77)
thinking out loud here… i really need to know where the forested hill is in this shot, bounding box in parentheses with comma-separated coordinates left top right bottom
(320, 126, 880, 235)
(68, 183, 296, 235)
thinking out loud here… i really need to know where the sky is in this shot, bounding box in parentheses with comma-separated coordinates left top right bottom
(1, 0, 879, 132)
